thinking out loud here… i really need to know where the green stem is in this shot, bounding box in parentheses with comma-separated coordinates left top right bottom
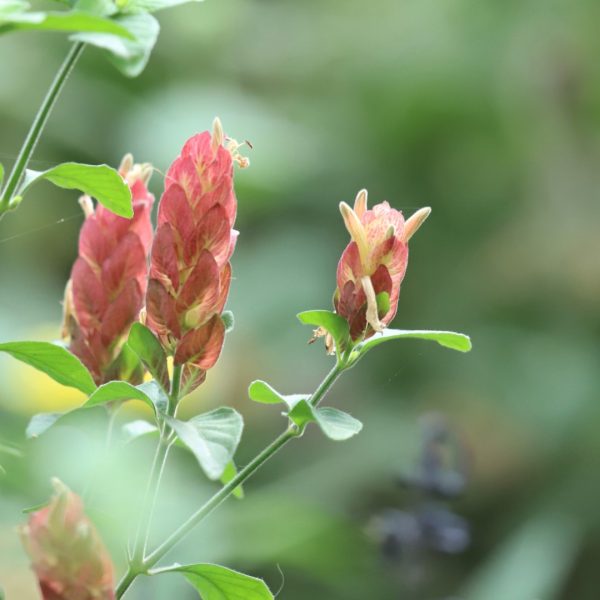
(0, 42, 85, 214)
(116, 362, 344, 597)
(130, 366, 182, 564)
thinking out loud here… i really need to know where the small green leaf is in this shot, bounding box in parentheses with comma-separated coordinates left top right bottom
(248, 380, 285, 405)
(221, 310, 234, 333)
(26, 412, 65, 438)
(357, 329, 472, 354)
(248, 380, 307, 409)
(0, 341, 96, 394)
(150, 563, 273, 600)
(0, 9, 134, 38)
(0, 163, 4, 188)
(166, 408, 243, 480)
(220, 461, 244, 500)
(121, 419, 158, 443)
(71, 12, 159, 77)
(83, 380, 166, 414)
(119, 0, 202, 13)
(288, 401, 362, 441)
(74, 0, 117, 17)
(314, 407, 363, 440)
(297, 309, 350, 352)
(287, 399, 315, 429)
(127, 323, 169, 392)
(0, 1, 29, 17)
(21, 163, 133, 217)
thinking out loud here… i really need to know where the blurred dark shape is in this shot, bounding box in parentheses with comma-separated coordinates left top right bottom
(368, 413, 470, 596)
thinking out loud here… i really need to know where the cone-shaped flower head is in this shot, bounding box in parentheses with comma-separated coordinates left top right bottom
(62, 156, 154, 385)
(334, 189, 431, 341)
(19, 479, 115, 600)
(146, 119, 247, 383)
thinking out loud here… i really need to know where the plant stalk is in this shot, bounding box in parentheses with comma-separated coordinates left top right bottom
(116, 361, 345, 597)
(0, 42, 85, 215)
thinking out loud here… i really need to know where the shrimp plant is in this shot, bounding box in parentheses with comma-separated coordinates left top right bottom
(0, 2, 471, 598)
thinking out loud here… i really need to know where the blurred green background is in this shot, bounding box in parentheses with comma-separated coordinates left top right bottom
(1, 0, 599, 598)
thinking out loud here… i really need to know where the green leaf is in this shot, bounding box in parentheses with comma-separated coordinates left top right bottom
(0, 341, 96, 394)
(73, 0, 117, 17)
(22, 500, 51, 514)
(83, 380, 167, 414)
(248, 380, 308, 409)
(288, 401, 363, 441)
(71, 12, 159, 77)
(0, 163, 4, 188)
(26, 412, 65, 438)
(0, 9, 134, 38)
(118, 0, 202, 13)
(165, 408, 244, 480)
(0, 1, 29, 17)
(127, 323, 169, 392)
(25, 380, 167, 439)
(221, 310, 234, 333)
(297, 309, 350, 352)
(248, 380, 285, 404)
(121, 419, 158, 443)
(151, 563, 273, 600)
(21, 163, 133, 217)
(220, 461, 244, 500)
(357, 329, 472, 354)
(314, 407, 363, 440)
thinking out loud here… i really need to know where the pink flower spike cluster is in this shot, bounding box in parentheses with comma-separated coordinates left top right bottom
(19, 479, 115, 600)
(62, 156, 154, 385)
(146, 119, 247, 386)
(335, 189, 431, 341)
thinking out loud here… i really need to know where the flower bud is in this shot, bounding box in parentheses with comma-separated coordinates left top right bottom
(19, 479, 115, 600)
(333, 191, 430, 342)
(146, 120, 245, 383)
(62, 156, 155, 384)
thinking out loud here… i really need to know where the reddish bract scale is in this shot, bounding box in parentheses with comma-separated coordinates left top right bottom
(63, 157, 154, 384)
(19, 480, 115, 600)
(145, 121, 244, 382)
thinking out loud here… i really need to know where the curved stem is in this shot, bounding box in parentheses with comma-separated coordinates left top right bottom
(130, 366, 182, 564)
(116, 361, 345, 597)
(0, 42, 85, 214)
(143, 362, 343, 570)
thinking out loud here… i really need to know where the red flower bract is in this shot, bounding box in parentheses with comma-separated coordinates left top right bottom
(334, 189, 430, 341)
(19, 479, 115, 600)
(145, 119, 246, 382)
(62, 156, 154, 385)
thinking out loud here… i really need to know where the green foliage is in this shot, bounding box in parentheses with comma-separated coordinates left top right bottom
(288, 401, 362, 441)
(297, 310, 350, 354)
(221, 310, 234, 333)
(166, 408, 244, 480)
(119, 0, 202, 12)
(71, 12, 159, 77)
(151, 563, 273, 600)
(127, 323, 169, 392)
(357, 329, 472, 355)
(220, 461, 244, 500)
(0, 6, 133, 38)
(26, 412, 65, 438)
(0, 341, 96, 394)
(83, 380, 167, 414)
(121, 419, 158, 443)
(20, 162, 133, 217)
(248, 380, 305, 406)
(0, 163, 4, 189)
